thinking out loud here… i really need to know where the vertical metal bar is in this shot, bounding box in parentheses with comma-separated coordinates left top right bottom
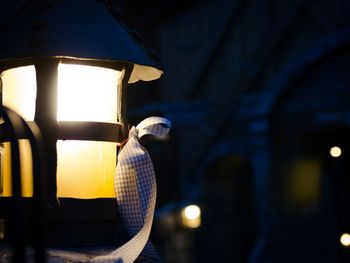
(34, 59, 59, 210)
(1, 108, 26, 263)
(2, 106, 47, 262)
(24, 121, 47, 263)
(117, 63, 133, 140)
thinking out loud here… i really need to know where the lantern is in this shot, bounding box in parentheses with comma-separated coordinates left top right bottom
(0, 0, 162, 245)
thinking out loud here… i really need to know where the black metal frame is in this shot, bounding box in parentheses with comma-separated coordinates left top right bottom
(33, 58, 133, 206)
(0, 106, 46, 263)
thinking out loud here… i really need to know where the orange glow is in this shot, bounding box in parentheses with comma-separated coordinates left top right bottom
(57, 140, 116, 198)
(1, 141, 33, 197)
(181, 205, 201, 229)
(1, 66, 37, 121)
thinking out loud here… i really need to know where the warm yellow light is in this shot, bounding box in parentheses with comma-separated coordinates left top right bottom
(184, 205, 201, 219)
(1, 141, 33, 197)
(1, 64, 121, 198)
(340, 233, 350, 247)
(330, 146, 342, 158)
(286, 160, 320, 209)
(1, 66, 36, 197)
(1, 66, 36, 121)
(181, 205, 201, 228)
(56, 64, 120, 198)
(57, 140, 116, 198)
(57, 64, 120, 122)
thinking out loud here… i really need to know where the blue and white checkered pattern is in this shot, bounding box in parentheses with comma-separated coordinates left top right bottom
(91, 117, 171, 263)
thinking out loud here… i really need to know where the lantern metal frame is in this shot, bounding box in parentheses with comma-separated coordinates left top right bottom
(0, 60, 133, 247)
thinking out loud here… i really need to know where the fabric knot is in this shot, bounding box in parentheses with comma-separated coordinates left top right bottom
(128, 126, 138, 139)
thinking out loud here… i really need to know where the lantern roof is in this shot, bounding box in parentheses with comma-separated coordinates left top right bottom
(0, 0, 163, 83)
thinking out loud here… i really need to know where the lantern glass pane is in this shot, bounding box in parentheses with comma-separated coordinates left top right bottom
(57, 64, 120, 198)
(57, 64, 120, 122)
(1, 66, 35, 197)
(1, 65, 37, 121)
(0, 140, 33, 197)
(57, 140, 116, 198)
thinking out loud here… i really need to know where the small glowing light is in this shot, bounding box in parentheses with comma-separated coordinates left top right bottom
(330, 146, 342, 158)
(184, 205, 201, 219)
(340, 233, 350, 247)
(181, 205, 201, 229)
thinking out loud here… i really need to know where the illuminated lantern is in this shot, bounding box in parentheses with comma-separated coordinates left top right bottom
(0, 0, 162, 245)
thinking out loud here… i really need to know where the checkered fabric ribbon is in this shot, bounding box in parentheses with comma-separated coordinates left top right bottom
(92, 117, 171, 263)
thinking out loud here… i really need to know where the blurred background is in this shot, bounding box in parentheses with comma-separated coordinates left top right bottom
(113, 0, 350, 262)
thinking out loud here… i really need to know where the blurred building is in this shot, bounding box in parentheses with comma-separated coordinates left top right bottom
(116, 0, 350, 262)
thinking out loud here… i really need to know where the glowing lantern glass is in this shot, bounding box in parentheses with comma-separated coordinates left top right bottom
(1, 64, 121, 198)
(56, 64, 119, 198)
(0, 61, 163, 200)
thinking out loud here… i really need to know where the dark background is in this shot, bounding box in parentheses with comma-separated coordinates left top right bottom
(115, 0, 350, 262)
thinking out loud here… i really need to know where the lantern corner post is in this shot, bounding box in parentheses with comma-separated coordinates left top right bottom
(34, 58, 60, 210)
(118, 62, 133, 141)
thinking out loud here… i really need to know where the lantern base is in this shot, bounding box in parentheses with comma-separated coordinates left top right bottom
(46, 198, 127, 247)
(0, 198, 128, 247)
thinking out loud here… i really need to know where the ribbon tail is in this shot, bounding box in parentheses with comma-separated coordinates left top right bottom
(91, 117, 171, 263)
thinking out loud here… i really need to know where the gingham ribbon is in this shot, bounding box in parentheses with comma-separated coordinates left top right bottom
(92, 117, 171, 263)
